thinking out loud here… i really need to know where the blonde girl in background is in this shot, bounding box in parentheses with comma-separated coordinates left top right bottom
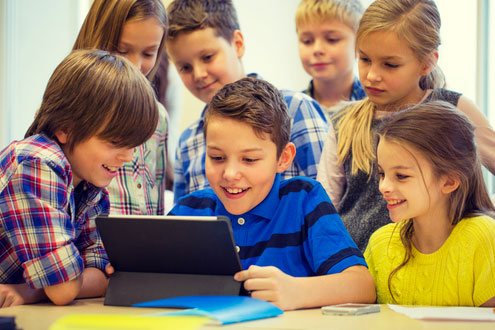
(365, 101, 495, 306)
(73, 0, 169, 215)
(317, 0, 495, 251)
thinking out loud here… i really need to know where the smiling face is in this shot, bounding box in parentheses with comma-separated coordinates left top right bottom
(298, 19, 356, 83)
(376, 137, 450, 223)
(205, 116, 293, 215)
(57, 132, 134, 188)
(167, 27, 245, 104)
(117, 17, 164, 76)
(358, 31, 429, 111)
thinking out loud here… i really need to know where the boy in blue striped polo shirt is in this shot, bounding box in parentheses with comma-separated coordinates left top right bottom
(169, 77, 375, 311)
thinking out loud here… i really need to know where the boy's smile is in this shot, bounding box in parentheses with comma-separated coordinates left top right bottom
(205, 116, 288, 215)
(167, 27, 245, 104)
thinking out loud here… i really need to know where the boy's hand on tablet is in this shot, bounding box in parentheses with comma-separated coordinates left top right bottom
(234, 265, 299, 311)
(105, 263, 115, 277)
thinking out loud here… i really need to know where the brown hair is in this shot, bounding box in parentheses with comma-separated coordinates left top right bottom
(204, 77, 290, 158)
(73, 0, 167, 80)
(26, 49, 158, 152)
(335, 0, 446, 176)
(295, 0, 364, 33)
(166, 0, 240, 42)
(375, 100, 495, 302)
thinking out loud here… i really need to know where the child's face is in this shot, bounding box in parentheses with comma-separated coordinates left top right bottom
(297, 20, 356, 83)
(56, 133, 134, 188)
(205, 116, 288, 215)
(358, 31, 428, 111)
(167, 27, 245, 103)
(377, 138, 449, 223)
(117, 17, 164, 76)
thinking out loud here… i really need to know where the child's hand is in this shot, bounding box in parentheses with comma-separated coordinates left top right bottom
(234, 265, 299, 311)
(0, 283, 33, 307)
(105, 263, 115, 277)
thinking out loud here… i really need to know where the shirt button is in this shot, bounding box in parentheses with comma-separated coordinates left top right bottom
(137, 183, 142, 189)
(238, 218, 245, 225)
(236, 246, 240, 253)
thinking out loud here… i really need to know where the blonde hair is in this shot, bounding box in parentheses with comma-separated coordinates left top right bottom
(335, 0, 446, 175)
(375, 101, 495, 302)
(73, 0, 167, 80)
(295, 0, 364, 33)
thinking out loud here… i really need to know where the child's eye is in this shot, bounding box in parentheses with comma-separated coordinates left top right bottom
(179, 64, 192, 73)
(326, 38, 340, 43)
(359, 56, 370, 63)
(243, 158, 258, 163)
(396, 174, 409, 180)
(144, 52, 156, 58)
(116, 49, 128, 55)
(300, 38, 313, 45)
(385, 63, 399, 68)
(208, 155, 224, 162)
(202, 54, 214, 62)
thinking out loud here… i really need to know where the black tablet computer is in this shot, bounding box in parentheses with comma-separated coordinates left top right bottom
(95, 215, 243, 306)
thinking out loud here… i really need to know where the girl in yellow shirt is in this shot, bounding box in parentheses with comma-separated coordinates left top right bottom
(364, 100, 495, 307)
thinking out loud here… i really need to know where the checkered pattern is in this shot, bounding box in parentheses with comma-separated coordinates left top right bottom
(173, 74, 329, 203)
(0, 134, 108, 289)
(106, 103, 168, 215)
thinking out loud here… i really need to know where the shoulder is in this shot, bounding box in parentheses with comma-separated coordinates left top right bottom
(455, 215, 495, 245)
(170, 188, 218, 215)
(177, 118, 204, 146)
(429, 88, 462, 105)
(279, 177, 337, 213)
(279, 89, 327, 120)
(279, 176, 324, 197)
(368, 222, 402, 248)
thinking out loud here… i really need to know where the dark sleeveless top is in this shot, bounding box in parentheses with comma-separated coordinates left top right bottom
(333, 89, 461, 252)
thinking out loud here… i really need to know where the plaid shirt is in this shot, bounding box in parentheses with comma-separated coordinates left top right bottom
(173, 73, 329, 203)
(106, 103, 168, 215)
(0, 134, 108, 289)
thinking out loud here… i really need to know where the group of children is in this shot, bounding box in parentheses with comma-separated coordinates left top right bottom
(0, 0, 494, 311)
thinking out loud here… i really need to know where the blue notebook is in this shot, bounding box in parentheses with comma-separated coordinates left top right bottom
(133, 295, 283, 325)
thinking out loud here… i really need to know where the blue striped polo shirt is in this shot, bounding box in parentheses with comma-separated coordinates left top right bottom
(169, 174, 366, 276)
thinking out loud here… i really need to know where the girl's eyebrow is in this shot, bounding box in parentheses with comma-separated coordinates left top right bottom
(207, 146, 264, 153)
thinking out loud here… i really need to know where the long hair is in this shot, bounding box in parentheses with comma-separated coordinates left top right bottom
(26, 49, 158, 152)
(336, 0, 445, 175)
(73, 0, 167, 80)
(375, 101, 495, 302)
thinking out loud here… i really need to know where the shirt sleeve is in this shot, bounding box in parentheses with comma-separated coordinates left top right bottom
(316, 124, 346, 208)
(285, 93, 328, 179)
(472, 219, 495, 306)
(1, 159, 84, 289)
(302, 182, 366, 275)
(155, 103, 169, 215)
(173, 141, 187, 204)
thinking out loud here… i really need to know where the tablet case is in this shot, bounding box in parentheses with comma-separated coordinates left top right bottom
(96, 215, 243, 306)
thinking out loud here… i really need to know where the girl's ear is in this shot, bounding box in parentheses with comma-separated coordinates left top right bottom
(55, 130, 69, 144)
(440, 172, 460, 195)
(232, 30, 245, 59)
(276, 142, 296, 173)
(422, 50, 439, 76)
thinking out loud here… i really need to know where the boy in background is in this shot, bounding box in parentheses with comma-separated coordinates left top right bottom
(170, 77, 375, 311)
(296, 0, 365, 118)
(166, 0, 329, 203)
(0, 50, 158, 307)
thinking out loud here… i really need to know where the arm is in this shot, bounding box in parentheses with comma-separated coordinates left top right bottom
(456, 96, 495, 175)
(235, 265, 375, 311)
(43, 267, 108, 306)
(0, 284, 45, 308)
(316, 125, 346, 208)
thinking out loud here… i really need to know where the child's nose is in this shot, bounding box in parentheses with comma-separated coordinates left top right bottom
(366, 65, 381, 82)
(223, 161, 241, 181)
(127, 54, 143, 73)
(193, 64, 207, 80)
(378, 176, 392, 195)
(313, 39, 324, 54)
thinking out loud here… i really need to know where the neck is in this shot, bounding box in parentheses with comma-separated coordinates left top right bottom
(411, 203, 453, 254)
(377, 87, 428, 113)
(312, 74, 354, 108)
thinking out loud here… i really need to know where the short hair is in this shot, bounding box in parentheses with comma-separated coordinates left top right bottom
(295, 0, 364, 33)
(166, 0, 240, 42)
(25, 49, 158, 152)
(204, 77, 291, 158)
(73, 0, 167, 80)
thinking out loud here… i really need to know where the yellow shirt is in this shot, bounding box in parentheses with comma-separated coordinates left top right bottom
(364, 216, 495, 306)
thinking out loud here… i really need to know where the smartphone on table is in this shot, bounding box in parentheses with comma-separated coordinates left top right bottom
(321, 303, 380, 316)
